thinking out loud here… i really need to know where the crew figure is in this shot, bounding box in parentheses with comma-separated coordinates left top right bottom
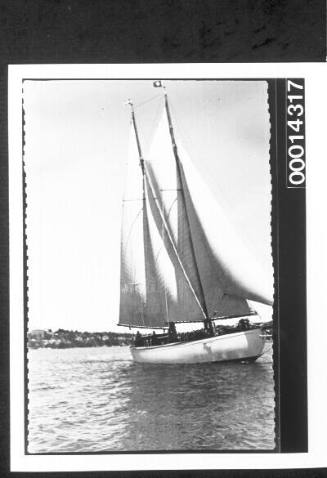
(151, 331, 158, 346)
(168, 322, 177, 342)
(238, 318, 250, 330)
(135, 330, 143, 347)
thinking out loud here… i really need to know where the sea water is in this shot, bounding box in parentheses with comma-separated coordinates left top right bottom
(28, 345, 275, 453)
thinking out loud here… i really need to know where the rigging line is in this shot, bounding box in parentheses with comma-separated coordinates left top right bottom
(143, 97, 163, 155)
(145, 167, 207, 321)
(134, 94, 162, 110)
(123, 208, 143, 247)
(122, 198, 145, 202)
(152, 98, 163, 138)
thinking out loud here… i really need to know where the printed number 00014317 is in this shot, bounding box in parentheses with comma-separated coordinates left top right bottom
(287, 79, 305, 187)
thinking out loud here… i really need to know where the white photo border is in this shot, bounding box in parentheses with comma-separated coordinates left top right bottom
(9, 63, 327, 472)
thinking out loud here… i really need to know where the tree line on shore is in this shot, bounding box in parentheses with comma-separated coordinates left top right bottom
(27, 328, 134, 349)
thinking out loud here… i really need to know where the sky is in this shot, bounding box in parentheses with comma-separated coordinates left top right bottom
(24, 79, 273, 332)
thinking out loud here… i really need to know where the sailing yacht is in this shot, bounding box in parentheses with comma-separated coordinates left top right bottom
(118, 83, 272, 364)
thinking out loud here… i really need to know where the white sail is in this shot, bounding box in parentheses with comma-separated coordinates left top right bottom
(145, 105, 272, 319)
(144, 173, 207, 323)
(119, 125, 148, 327)
(178, 141, 273, 308)
(145, 109, 213, 318)
(119, 124, 204, 328)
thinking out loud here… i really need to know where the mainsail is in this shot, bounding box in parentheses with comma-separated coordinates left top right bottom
(119, 92, 272, 329)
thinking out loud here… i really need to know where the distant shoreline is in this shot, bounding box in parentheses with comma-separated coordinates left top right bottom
(27, 329, 134, 349)
(27, 323, 272, 349)
(28, 344, 131, 350)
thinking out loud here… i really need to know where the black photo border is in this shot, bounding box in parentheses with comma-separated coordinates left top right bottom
(20, 76, 306, 455)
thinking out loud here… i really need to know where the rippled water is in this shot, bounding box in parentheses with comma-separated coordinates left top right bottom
(28, 345, 275, 453)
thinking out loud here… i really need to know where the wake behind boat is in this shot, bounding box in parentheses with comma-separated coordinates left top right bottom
(118, 81, 272, 364)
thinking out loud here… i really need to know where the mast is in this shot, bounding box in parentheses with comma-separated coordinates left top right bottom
(124, 99, 146, 330)
(160, 84, 214, 334)
(122, 98, 209, 329)
(127, 99, 145, 177)
(128, 98, 172, 327)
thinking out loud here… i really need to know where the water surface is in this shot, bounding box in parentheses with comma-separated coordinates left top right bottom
(28, 345, 275, 452)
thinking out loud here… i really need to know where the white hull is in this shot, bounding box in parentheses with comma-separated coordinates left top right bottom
(131, 327, 265, 364)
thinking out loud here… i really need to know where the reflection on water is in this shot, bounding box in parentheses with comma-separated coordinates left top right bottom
(28, 345, 275, 453)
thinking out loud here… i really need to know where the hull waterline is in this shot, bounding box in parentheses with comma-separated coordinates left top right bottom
(131, 327, 265, 364)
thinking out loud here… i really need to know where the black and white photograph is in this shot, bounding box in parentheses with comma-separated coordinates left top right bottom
(23, 78, 275, 453)
(10, 62, 326, 472)
(2, 0, 327, 472)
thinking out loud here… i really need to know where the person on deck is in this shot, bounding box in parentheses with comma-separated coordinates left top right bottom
(168, 322, 177, 342)
(134, 331, 143, 347)
(151, 331, 158, 346)
(238, 318, 250, 330)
